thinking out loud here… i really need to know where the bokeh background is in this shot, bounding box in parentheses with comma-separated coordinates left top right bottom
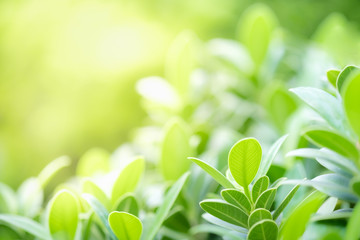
(1, 0, 360, 187)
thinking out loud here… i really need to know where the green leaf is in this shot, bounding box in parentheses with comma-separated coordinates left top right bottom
(345, 201, 360, 240)
(0, 214, 51, 239)
(327, 69, 340, 87)
(238, 3, 277, 67)
(202, 213, 248, 233)
(17, 178, 43, 218)
(273, 184, 300, 220)
(337, 65, 360, 93)
(229, 138, 262, 192)
(304, 128, 359, 161)
(190, 224, 245, 240)
(280, 191, 326, 240)
(343, 72, 360, 138)
(252, 176, 270, 203)
(83, 179, 111, 210)
(48, 190, 79, 240)
(247, 219, 278, 240)
(351, 176, 360, 196)
(77, 148, 110, 177)
(248, 209, 272, 227)
(200, 200, 248, 228)
(38, 156, 71, 188)
(0, 183, 17, 213)
(221, 189, 252, 214)
(189, 157, 234, 189)
(290, 87, 347, 132)
(142, 172, 189, 240)
(108, 211, 142, 240)
(113, 194, 139, 216)
(111, 157, 145, 205)
(161, 119, 192, 181)
(255, 135, 287, 180)
(255, 188, 277, 210)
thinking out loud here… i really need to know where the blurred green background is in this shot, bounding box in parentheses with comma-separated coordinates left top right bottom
(1, 0, 360, 187)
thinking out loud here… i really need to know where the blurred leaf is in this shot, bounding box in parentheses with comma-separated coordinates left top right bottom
(343, 72, 360, 138)
(351, 176, 360, 196)
(273, 184, 300, 220)
(238, 3, 277, 67)
(255, 188, 277, 210)
(327, 69, 340, 87)
(0, 183, 17, 214)
(247, 219, 278, 240)
(248, 208, 272, 227)
(77, 148, 110, 177)
(190, 224, 245, 240)
(38, 156, 71, 188)
(200, 200, 248, 228)
(304, 128, 359, 161)
(202, 213, 248, 233)
(83, 179, 110, 210)
(337, 65, 360, 93)
(113, 194, 139, 216)
(108, 211, 142, 240)
(280, 191, 326, 240)
(290, 87, 347, 133)
(0, 214, 50, 239)
(317, 197, 338, 215)
(161, 119, 192, 181)
(229, 138, 262, 193)
(48, 190, 79, 240)
(255, 135, 287, 180)
(142, 173, 189, 240)
(17, 178, 43, 218)
(111, 157, 144, 205)
(221, 189, 252, 214)
(345, 202, 360, 240)
(252, 176, 270, 203)
(189, 157, 234, 188)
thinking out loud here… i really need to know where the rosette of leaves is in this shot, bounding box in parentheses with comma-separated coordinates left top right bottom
(190, 137, 299, 240)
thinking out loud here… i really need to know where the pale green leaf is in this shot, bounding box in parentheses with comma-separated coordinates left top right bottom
(161, 119, 192, 181)
(343, 72, 360, 138)
(317, 197, 338, 215)
(327, 69, 340, 87)
(252, 176, 269, 203)
(351, 176, 360, 196)
(273, 184, 300, 220)
(337, 65, 360, 93)
(189, 157, 234, 189)
(77, 148, 110, 177)
(280, 191, 326, 240)
(38, 156, 71, 188)
(247, 219, 278, 240)
(221, 189, 252, 214)
(0, 214, 51, 239)
(111, 157, 145, 205)
(113, 194, 139, 216)
(255, 188, 277, 210)
(17, 178, 43, 218)
(248, 209, 272, 227)
(202, 213, 248, 233)
(0, 183, 17, 213)
(83, 179, 111, 210)
(108, 211, 142, 240)
(345, 202, 360, 240)
(229, 138, 262, 191)
(48, 190, 79, 240)
(200, 199, 248, 228)
(142, 172, 189, 240)
(190, 224, 245, 240)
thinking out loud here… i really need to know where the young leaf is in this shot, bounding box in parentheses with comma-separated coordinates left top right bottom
(77, 148, 110, 177)
(290, 87, 346, 132)
(189, 157, 234, 189)
(161, 119, 192, 181)
(113, 194, 139, 216)
(255, 135, 288, 180)
(221, 189, 252, 214)
(337, 65, 360, 93)
(343, 72, 360, 138)
(247, 219, 278, 240)
(327, 69, 340, 87)
(83, 179, 111, 210)
(304, 128, 359, 161)
(38, 156, 71, 188)
(142, 172, 189, 240)
(48, 190, 79, 240)
(272, 184, 300, 220)
(111, 157, 144, 205)
(280, 191, 326, 240)
(0, 214, 51, 239)
(248, 208, 272, 227)
(108, 211, 142, 240)
(344, 201, 360, 240)
(252, 176, 270, 202)
(255, 188, 277, 210)
(229, 138, 262, 191)
(200, 200, 248, 228)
